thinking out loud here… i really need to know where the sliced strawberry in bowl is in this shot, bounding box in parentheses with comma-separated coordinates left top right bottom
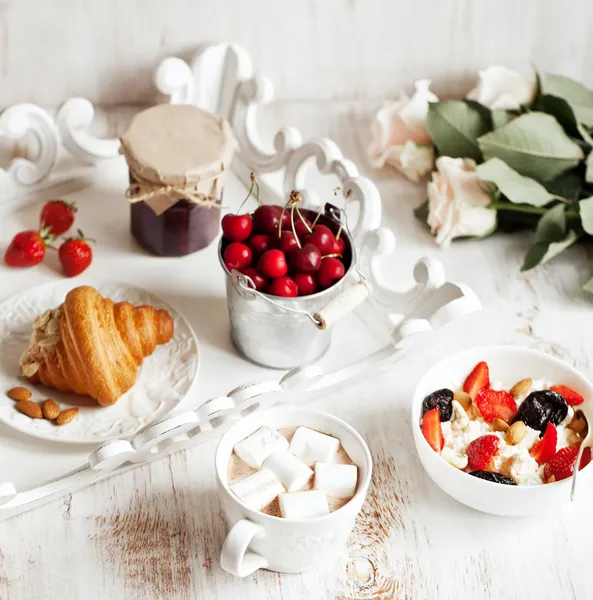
(544, 446, 592, 482)
(530, 423, 557, 465)
(463, 361, 490, 400)
(549, 384, 585, 406)
(421, 407, 444, 453)
(466, 434, 501, 470)
(474, 389, 517, 423)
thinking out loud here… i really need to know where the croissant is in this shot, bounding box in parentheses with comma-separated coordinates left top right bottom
(19, 286, 174, 406)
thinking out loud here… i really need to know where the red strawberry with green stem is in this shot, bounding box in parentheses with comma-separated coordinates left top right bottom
(4, 227, 53, 267)
(40, 200, 76, 236)
(58, 230, 93, 277)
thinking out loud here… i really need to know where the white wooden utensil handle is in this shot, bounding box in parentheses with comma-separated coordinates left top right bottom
(314, 281, 372, 330)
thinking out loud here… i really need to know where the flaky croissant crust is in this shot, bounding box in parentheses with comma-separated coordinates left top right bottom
(20, 286, 174, 406)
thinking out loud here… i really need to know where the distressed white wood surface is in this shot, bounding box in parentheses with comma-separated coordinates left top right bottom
(1, 103, 593, 600)
(1, 0, 593, 108)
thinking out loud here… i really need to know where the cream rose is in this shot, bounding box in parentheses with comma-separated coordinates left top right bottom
(368, 79, 438, 182)
(427, 157, 496, 247)
(467, 66, 535, 111)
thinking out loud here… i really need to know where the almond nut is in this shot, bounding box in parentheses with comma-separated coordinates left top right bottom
(16, 400, 43, 419)
(492, 418, 509, 432)
(6, 387, 32, 401)
(453, 390, 472, 411)
(510, 378, 532, 398)
(42, 399, 60, 420)
(56, 408, 79, 426)
(568, 413, 588, 436)
(505, 421, 526, 445)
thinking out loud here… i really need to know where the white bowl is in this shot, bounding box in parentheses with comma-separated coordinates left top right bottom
(412, 345, 593, 516)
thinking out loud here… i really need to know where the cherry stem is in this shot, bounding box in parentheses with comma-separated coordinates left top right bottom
(321, 253, 342, 259)
(237, 173, 259, 214)
(290, 205, 302, 249)
(335, 224, 343, 240)
(310, 211, 322, 228)
(296, 206, 313, 234)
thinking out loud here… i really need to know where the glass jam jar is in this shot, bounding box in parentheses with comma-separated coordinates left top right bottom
(120, 104, 234, 257)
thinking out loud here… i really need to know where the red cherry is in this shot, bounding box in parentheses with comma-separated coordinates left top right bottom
(317, 257, 345, 288)
(267, 276, 298, 297)
(253, 205, 283, 235)
(289, 243, 321, 274)
(280, 209, 291, 229)
(224, 242, 252, 271)
(289, 216, 312, 237)
(305, 224, 335, 254)
(242, 267, 267, 292)
(222, 214, 252, 242)
(258, 249, 288, 279)
(278, 230, 300, 254)
(332, 236, 346, 255)
(294, 273, 318, 296)
(248, 234, 275, 258)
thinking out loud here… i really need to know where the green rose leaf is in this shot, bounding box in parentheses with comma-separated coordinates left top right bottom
(426, 100, 492, 162)
(476, 158, 556, 207)
(534, 94, 580, 138)
(544, 74, 593, 127)
(544, 169, 582, 201)
(579, 196, 593, 234)
(478, 113, 584, 181)
(584, 276, 593, 294)
(521, 203, 579, 271)
(522, 230, 579, 271)
(586, 153, 593, 185)
(492, 110, 514, 130)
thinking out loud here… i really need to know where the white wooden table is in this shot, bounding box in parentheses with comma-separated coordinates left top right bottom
(1, 102, 592, 600)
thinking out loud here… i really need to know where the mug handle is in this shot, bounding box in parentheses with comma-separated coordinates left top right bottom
(220, 519, 269, 577)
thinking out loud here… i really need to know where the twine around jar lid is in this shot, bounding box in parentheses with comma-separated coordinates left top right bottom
(120, 104, 235, 215)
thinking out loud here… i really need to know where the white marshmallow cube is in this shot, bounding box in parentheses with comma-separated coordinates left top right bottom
(314, 462, 358, 499)
(234, 425, 289, 469)
(263, 450, 313, 492)
(279, 490, 330, 519)
(230, 468, 284, 511)
(288, 427, 340, 466)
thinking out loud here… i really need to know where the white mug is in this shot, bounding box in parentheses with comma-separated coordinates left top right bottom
(216, 406, 372, 576)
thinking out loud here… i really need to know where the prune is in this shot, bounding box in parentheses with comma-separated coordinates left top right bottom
(421, 389, 453, 421)
(468, 470, 517, 485)
(513, 390, 568, 434)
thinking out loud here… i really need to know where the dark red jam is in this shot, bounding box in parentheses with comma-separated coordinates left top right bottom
(131, 199, 220, 257)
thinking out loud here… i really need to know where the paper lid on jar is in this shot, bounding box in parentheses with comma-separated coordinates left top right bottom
(121, 104, 234, 185)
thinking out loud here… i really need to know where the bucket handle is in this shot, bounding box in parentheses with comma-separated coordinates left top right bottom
(232, 271, 372, 330)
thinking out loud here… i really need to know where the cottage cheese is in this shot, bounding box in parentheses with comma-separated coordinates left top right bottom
(432, 376, 583, 486)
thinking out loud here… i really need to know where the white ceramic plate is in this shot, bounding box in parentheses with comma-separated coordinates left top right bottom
(0, 281, 199, 444)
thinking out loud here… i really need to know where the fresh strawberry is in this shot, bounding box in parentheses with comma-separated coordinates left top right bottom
(4, 227, 53, 267)
(40, 200, 76, 235)
(463, 361, 490, 400)
(466, 435, 500, 470)
(544, 446, 592, 482)
(474, 388, 517, 423)
(58, 230, 93, 277)
(421, 407, 444, 453)
(549, 384, 585, 406)
(530, 423, 557, 465)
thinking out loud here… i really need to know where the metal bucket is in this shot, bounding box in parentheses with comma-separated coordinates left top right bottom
(219, 206, 371, 369)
